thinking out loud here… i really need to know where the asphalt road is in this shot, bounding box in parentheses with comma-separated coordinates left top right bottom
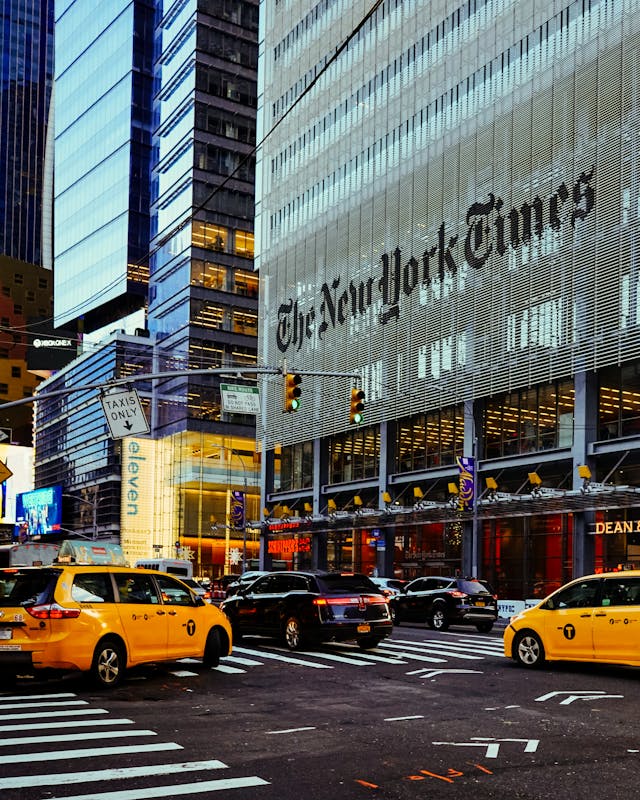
(1, 622, 638, 800)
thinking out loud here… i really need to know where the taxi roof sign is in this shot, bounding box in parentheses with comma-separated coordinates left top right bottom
(56, 540, 129, 566)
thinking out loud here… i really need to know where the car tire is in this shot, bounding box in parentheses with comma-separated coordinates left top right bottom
(431, 605, 449, 631)
(513, 630, 546, 668)
(389, 605, 397, 624)
(357, 636, 382, 650)
(91, 637, 126, 688)
(476, 622, 494, 633)
(283, 616, 304, 651)
(202, 628, 221, 668)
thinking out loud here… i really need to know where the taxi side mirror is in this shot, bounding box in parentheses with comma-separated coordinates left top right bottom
(194, 596, 205, 607)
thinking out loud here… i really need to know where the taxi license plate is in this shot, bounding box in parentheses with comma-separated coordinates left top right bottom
(0, 629, 11, 640)
(357, 624, 370, 633)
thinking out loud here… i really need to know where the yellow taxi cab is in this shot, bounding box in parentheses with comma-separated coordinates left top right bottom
(0, 543, 232, 688)
(504, 569, 640, 668)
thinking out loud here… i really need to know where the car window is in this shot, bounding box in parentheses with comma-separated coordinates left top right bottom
(284, 575, 309, 592)
(407, 579, 425, 592)
(423, 578, 441, 590)
(549, 579, 600, 609)
(0, 569, 57, 607)
(316, 574, 379, 594)
(458, 579, 491, 594)
(71, 573, 114, 603)
(601, 577, 640, 607)
(115, 573, 160, 605)
(250, 575, 281, 594)
(155, 574, 195, 605)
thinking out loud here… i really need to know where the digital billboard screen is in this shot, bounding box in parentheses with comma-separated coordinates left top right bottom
(15, 486, 63, 540)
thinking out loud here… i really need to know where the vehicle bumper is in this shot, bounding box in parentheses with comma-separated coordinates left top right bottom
(459, 609, 498, 623)
(316, 620, 393, 642)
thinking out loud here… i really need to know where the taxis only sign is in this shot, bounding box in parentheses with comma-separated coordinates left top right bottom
(100, 389, 150, 439)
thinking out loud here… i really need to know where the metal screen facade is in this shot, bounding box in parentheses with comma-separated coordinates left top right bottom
(256, 0, 639, 449)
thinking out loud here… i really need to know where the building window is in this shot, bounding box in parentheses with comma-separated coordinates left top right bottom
(13, 304, 22, 315)
(38, 277, 48, 289)
(13, 273, 23, 284)
(483, 380, 574, 458)
(599, 363, 640, 439)
(11, 366, 21, 378)
(234, 230, 254, 257)
(0, 384, 8, 395)
(280, 441, 313, 491)
(26, 290, 35, 302)
(329, 425, 380, 484)
(192, 221, 227, 252)
(234, 270, 258, 297)
(192, 260, 227, 290)
(232, 311, 258, 335)
(396, 405, 464, 472)
(1, 286, 10, 297)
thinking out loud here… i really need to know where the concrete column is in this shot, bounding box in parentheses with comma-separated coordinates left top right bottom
(572, 371, 598, 576)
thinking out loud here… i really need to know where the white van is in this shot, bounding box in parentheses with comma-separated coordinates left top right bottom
(133, 558, 207, 600)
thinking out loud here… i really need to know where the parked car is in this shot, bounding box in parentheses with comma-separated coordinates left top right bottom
(390, 575, 498, 632)
(0, 563, 232, 688)
(505, 570, 640, 669)
(224, 570, 270, 598)
(370, 577, 407, 598)
(221, 570, 393, 651)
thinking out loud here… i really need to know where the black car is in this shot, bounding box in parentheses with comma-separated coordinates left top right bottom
(390, 576, 498, 632)
(220, 571, 393, 651)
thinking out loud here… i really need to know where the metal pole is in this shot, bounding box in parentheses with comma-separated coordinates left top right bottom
(92, 494, 97, 540)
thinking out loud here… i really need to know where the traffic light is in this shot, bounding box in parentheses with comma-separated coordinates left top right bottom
(283, 372, 302, 412)
(349, 387, 365, 424)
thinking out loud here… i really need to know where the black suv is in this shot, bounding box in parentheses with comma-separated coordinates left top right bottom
(220, 571, 392, 651)
(390, 576, 498, 633)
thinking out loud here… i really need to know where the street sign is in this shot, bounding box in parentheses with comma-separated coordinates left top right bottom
(220, 383, 260, 414)
(0, 461, 12, 483)
(100, 389, 150, 439)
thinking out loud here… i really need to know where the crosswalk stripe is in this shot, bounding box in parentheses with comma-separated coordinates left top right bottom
(47, 775, 270, 800)
(0, 699, 88, 711)
(0, 718, 134, 734)
(269, 647, 375, 666)
(0, 742, 183, 765)
(222, 654, 264, 666)
(327, 645, 408, 664)
(386, 640, 485, 660)
(232, 645, 332, 668)
(0, 728, 156, 747)
(0, 759, 229, 790)
(213, 664, 246, 674)
(0, 692, 78, 702)
(374, 643, 447, 663)
(0, 708, 109, 722)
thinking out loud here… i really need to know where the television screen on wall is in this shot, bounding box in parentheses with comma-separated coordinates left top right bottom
(15, 486, 63, 540)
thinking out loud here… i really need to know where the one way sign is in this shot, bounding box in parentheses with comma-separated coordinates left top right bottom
(100, 389, 150, 439)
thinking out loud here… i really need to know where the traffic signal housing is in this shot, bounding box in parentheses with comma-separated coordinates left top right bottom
(283, 372, 302, 412)
(349, 387, 365, 424)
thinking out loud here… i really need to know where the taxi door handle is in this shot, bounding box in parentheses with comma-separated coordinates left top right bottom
(156, 610, 166, 616)
(580, 613, 592, 618)
(594, 612, 607, 617)
(167, 610, 178, 616)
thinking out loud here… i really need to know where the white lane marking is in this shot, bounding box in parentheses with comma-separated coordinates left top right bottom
(407, 668, 482, 678)
(384, 715, 425, 721)
(0, 742, 182, 765)
(222, 655, 264, 666)
(0, 692, 78, 702)
(414, 640, 506, 656)
(0, 708, 109, 722)
(213, 664, 246, 674)
(0, 718, 134, 733)
(48, 776, 270, 800)
(0, 729, 156, 747)
(374, 643, 446, 663)
(325, 643, 408, 663)
(169, 670, 199, 677)
(0, 759, 228, 790)
(232, 645, 332, 668)
(266, 726, 317, 735)
(0, 699, 88, 711)
(387, 639, 485, 659)
(271, 648, 374, 666)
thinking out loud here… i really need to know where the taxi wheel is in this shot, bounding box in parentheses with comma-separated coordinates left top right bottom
(91, 638, 126, 688)
(431, 605, 449, 631)
(513, 630, 546, 668)
(284, 616, 304, 651)
(202, 629, 221, 668)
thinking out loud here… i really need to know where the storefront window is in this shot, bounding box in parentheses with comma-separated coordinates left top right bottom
(598, 362, 640, 439)
(280, 441, 313, 491)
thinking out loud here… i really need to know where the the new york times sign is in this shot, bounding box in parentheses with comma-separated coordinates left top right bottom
(276, 168, 595, 353)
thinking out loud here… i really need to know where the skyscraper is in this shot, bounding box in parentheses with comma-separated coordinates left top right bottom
(36, 1, 261, 574)
(0, 0, 54, 266)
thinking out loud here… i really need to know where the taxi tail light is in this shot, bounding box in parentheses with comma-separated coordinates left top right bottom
(26, 603, 81, 620)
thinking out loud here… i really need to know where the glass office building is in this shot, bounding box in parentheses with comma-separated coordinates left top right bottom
(255, 0, 640, 599)
(0, 0, 54, 266)
(35, 0, 261, 575)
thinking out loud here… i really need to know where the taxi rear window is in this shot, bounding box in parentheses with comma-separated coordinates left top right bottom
(0, 568, 58, 607)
